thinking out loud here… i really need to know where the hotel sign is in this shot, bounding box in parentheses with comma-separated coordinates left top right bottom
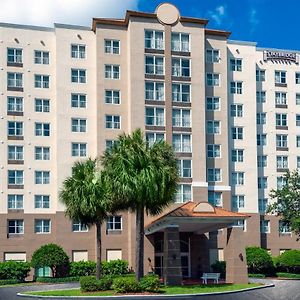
(263, 50, 299, 64)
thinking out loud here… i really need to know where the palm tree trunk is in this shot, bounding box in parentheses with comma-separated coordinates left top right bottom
(96, 221, 102, 280)
(136, 205, 144, 281)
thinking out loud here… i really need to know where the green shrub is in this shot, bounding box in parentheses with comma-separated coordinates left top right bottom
(211, 261, 226, 279)
(248, 273, 266, 278)
(69, 261, 96, 277)
(139, 274, 160, 292)
(80, 275, 114, 292)
(112, 276, 141, 293)
(276, 250, 300, 273)
(31, 243, 70, 278)
(276, 272, 300, 279)
(0, 261, 31, 281)
(36, 276, 79, 283)
(246, 247, 274, 275)
(98, 275, 114, 290)
(0, 279, 21, 285)
(102, 260, 129, 276)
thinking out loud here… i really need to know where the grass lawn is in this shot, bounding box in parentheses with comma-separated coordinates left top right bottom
(24, 283, 261, 296)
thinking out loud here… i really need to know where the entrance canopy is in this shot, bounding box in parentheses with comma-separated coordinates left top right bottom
(145, 201, 249, 235)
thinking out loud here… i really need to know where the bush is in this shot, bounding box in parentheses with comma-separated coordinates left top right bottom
(69, 261, 96, 277)
(112, 276, 141, 293)
(31, 244, 70, 278)
(139, 274, 160, 292)
(36, 276, 79, 283)
(98, 275, 114, 290)
(248, 273, 266, 278)
(246, 247, 274, 275)
(80, 275, 114, 292)
(276, 250, 300, 273)
(0, 261, 31, 281)
(0, 279, 21, 286)
(211, 261, 226, 279)
(276, 272, 300, 279)
(102, 260, 129, 276)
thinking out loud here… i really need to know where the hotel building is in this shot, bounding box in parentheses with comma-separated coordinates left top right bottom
(0, 3, 299, 278)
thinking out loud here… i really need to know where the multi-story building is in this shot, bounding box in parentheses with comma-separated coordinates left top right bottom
(0, 3, 299, 278)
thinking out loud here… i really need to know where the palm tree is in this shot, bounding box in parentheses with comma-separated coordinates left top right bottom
(59, 158, 111, 280)
(102, 129, 179, 281)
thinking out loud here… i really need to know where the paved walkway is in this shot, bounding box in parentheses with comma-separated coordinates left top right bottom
(0, 279, 299, 300)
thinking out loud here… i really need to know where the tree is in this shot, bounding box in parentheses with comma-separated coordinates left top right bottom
(102, 129, 179, 281)
(246, 246, 274, 275)
(59, 158, 111, 279)
(31, 243, 69, 278)
(269, 170, 300, 236)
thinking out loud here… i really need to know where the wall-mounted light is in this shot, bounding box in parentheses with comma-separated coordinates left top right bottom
(236, 49, 240, 54)
(77, 34, 82, 40)
(40, 40, 45, 46)
(14, 38, 19, 43)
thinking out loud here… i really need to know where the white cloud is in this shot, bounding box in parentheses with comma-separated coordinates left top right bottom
(207, 5, 226, 26)
(249, 8, 259, 33)
(0, 0, 139, 27)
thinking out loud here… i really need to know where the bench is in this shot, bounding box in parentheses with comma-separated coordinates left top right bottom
(201, 273, 220, 284)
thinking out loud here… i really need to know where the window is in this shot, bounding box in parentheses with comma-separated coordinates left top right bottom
(71, 44, 86, 58)
(8, 146, 23, 161)
(8, 220, 24, 234)
(232, 127, 243, 140)
(72, 222, 88, 232)
(297, 136, 300, 147)
(8, 195, 23, 209)
(232, 172, 244, 185)
(145, 56, 164, 75)
(296, 115, 300, 126)
(175, 184, 191, 203)
(35, 171, 50, 184)
(145, 82, 164, 101)
(145, 107, 164, 126)
(206, 73, 220, 86)
(276, 134, 288, 148)
(276, 113, 287, 126)
(7, 72, 23, 88)
(35, 123, 50, 136)
(71, 118, 86, 132)
(258, 177, 268, 189)
(277, 156, 288, 169)
(172, 84, 190, 102)
(206, 49, 219, 63)
(233, 220, 246, 231)
(7, 48, 22, 63)
(256, 91, 266, 103)
(171, 33, 189, 52)
(145, 133, 164, 147)
(34, 75, 49, 88)
(106, 216, 122, 231)
(206, 97, 220, 110)
(145, 30, 164, 50)
(35, 98, 50, 112)
(256, 69, 265, 81)
(296, 94, 300, 105)
(230, 81, 243, 94)
(232, 149, 243, 162)
(207, 144, 221, 158)
(257, 155, 267, 167)
(275, 92, 287, 105)
(71, 143, 87, 157)
(275, 70, 286, 84)
(35, 195, 50, 209)
(71, 69, 86, 83)
(277, 176, 286, 189)
(71, 94, 86, 108)
(258, 198, 268, 214)
(279, 221, 291, 234)
(208, 169, 221, 182)
(231, 104, 243, 117)
(297, 156, 300, 170)
(104, 65, 120, 79)
(104, 39, 120, 54)
(8, 121, 23, 137)
(260, 220, 270, 233)
(172, 134, 191, 152)
(8, 170, 23, 185)
(35, 219, 50, 234)
(232, 195, 245, 210)
(257, 113, 266, 125)
(296, 73, 300, 84)
(208, 192, 222, 207)
(35, 147, 50, 160)
(172, 58, 190, 77)
(105, 115, 121, 129)
(207, 121, 220, 134)
(34, 50, 49, 64)
(172, 109, 190, 127)
(7, 97, 23, 113)
(105, 140, 117, 151)
(105, 90, 120, 104)
(257, 134, 267, 146)
(230, 58, 242, 71)
(177, 160, 192, 178)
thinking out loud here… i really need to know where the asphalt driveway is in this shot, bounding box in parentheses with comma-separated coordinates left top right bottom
(0, 279, 299, 300)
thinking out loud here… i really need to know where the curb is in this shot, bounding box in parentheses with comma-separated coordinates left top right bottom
(17, 284, 275, 299)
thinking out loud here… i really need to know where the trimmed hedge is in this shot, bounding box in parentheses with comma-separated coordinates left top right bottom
(248, 273, 266, 278)
(276, 250, 300, 273)
(0, 279, 21, 286)
(211, 261, 226, 279)
(0, 261, 31, 282)
(36, 276, 79, 283)
(246, 247, 274, 275)
(70, 261, 96, 277)
(277, 272, 300, 279)
(139, 274, 160, 292)
(80, 275, 114, 292)
(102, 260, 129, 276)
(112, 276, 141, 293)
